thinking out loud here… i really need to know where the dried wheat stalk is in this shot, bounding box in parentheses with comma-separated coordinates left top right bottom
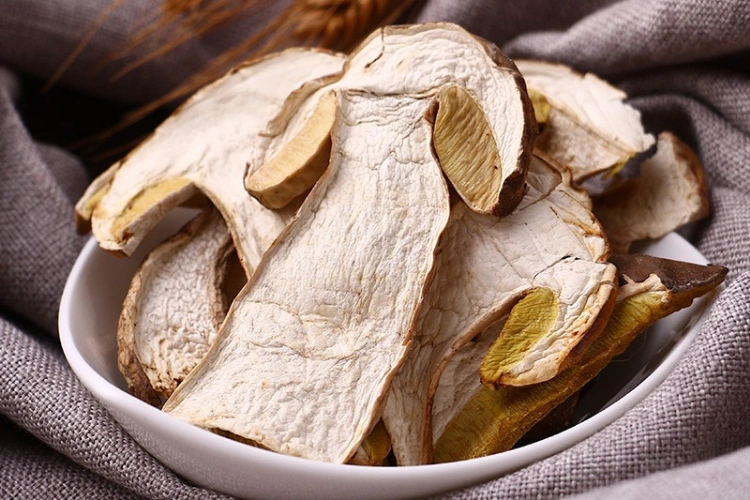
(54, 0, 419, 145)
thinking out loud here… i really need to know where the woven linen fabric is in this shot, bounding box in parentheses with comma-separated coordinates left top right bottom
(1, 0, 749, 498)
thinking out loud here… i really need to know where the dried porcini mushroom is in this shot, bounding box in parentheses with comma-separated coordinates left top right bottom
(593, 132, 710, 252)
(247, 23, 535, 216)
(75, 21, 725, 467)
(76, 49, 346, 271)
(382, 155, 617, 465)
(118, 209, 239, 404)
(516, 59, 655, 181)
(163, 91, 451, 464)
(430, 316, 507, 444)
(433, 254, 726, 463)
(478, 288, 562, 388)
(431, 85, 509, 215)
(121, 209, 392, 463)
(106, 50, 345, 409)
(517, 390, 581, 445)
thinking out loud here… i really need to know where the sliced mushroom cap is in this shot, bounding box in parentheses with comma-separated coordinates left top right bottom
(382, 155, 617, 466)
(80, 49, 346, 273)
(163, 91, 451, 463)
(118, 209, 238, 403)
(593, 132, 710, 252)
(433, 254, 726, 463)
(608, 253, 727, 300)
(516, 59, 654, 181)
(247, 23, 535, 216)
(105, 50, 343, 410)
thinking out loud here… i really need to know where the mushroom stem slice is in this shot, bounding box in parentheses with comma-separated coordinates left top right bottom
(163, 91, 450, 464)
(593, 132, 710, 253)
(120, 209, 385, 464)
(433, 254, 726, 463)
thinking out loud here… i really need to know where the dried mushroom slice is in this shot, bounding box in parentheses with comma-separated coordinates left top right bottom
(120, 207, 385, 463)
(111, 52, 341, 405)
(433, 254, 726, 463)
(382, 155, 617, 466)
(593, 132, 710, 252)
(516, 59, 654, 181)
(430, 85, 513, 215)
(247, 23, 535, 216)
(118, 209, 238, 403)
(80, 49, 346, 271)
(163, 92, 451, 463)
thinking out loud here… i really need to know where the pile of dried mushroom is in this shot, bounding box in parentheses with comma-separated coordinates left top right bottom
(75, 23, 726, 466)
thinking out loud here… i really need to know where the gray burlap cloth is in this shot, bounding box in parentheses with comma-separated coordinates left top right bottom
(2, 0, 749, 498)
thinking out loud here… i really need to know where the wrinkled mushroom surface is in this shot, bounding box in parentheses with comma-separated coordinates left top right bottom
(382, 155, 617, 465)
(163, 91, 451, 463)
(108, 51, 346, 406)
(430, 316, 507, 443)
(118, 209, 236, 403)
(433, 254, 726, 463)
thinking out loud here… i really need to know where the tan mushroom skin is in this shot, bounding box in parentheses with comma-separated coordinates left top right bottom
(594, 131, 710, 252)
(432, 253, 726, 462)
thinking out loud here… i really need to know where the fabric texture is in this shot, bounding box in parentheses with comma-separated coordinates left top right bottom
(1, 0, 749, 498)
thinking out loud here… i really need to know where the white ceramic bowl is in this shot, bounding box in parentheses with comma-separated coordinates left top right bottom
(59, 211, 719, 499)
